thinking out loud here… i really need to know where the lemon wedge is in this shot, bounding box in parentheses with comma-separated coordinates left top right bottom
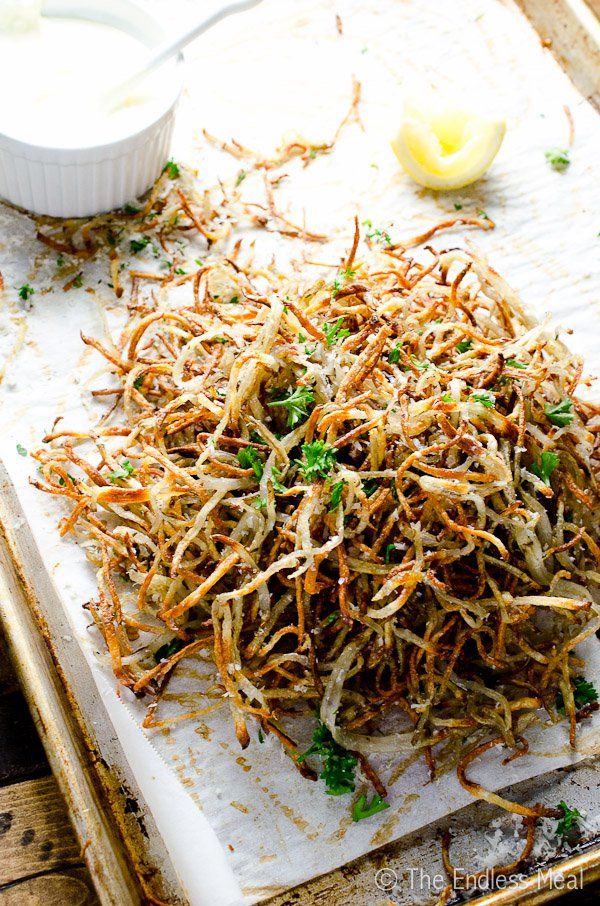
(391, 102, 506, 190)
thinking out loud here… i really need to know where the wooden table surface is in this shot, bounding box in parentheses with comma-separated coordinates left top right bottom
(0, 632, 99, 905)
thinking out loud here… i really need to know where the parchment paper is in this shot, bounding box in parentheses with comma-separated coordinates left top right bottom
(0, 1, 599, 904)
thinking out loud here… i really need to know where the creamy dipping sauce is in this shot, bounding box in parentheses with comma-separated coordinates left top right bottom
(0, 15, 173, 147)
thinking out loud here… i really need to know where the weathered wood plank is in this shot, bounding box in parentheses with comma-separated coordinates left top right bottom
(0, 867, 100, 905)
(0, 777, 81, 885)
(0, 692, 48, 788)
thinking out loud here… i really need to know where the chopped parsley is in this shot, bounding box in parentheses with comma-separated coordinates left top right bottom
(237, 447, 264, 480)
(545, 148, 570, 172)
(257, 728, 264, 744)
(297, 720, 357, 795)
(362, 479, 379, 498)
(296, 441, 337, 482)
(130, 236, 151, 254)
(108, 459, 135, 482)
(235, 169, 247, 187)
(133, 376, 144, 390)
(454, 202, 463, 211)
(531, 450, 559, 485)
(388, 342, 403, 364)
(411, 355, 434, 372)
(16, 443, 27, 457)
(229, 295, 239, 304)
(456, 339, 472, 354)
(470, 390, 495, 408)
(268, 385, 314, 427)
(331, 266, 356, 298)
(324, 610, 340, 625)
(253, 497, 267, 509)
(56, 255, 65, 268)
(351, 793, 390, 822)
(385, 543, 398, 564)
(270, 467, 286, 493)
(556, 676, 598, 715)
(362, 219, 392, 246)
(555, 801, 581, 837)
(154, 637, 184, 663)
(18, 284, 34, 301)
(329, 479, 346, 511)
(162, 159, 180, 179)
(545, 398, 574, 427)
(441, 392, 455, 403)
(506, 358, 528, 369)
(123, 203, 140, 214)
(72, 272, 84, 289)
(322, 317, 350, 346)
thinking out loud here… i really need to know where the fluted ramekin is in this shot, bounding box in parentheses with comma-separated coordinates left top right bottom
(0, 0, 183, 218)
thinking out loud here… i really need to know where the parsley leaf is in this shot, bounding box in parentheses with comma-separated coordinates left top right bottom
(441, 392, 455, 403)
(130, 236, 150, 253)
(235, 169, 247, 187)
(16, 443, 27, 457)
(453, 202, 463, 211)
(362, 219, 392, 246)
(531, 450, 559, 485)
(556, 676, 598, 715)
(268, 385, 314, 427)
(351, 793, 390, 822)
(388, 342, 403, 364)
(72, 272, 84, 288)
(329, 479, 346, 511)
(470, 390, 495, 408)
(545, 398, 574, 427)
(506, 358, 528, 369)
(322, 317, 350, 346)
(108, 459, 135, 482)
(270, 467, 286, 493)
(331, 266, 356, 298)
(18, 284, 34, 301)
(133, 376, 144, 390)
(297, 721, 357, 795)
(411, 355, 434, 372)
(456, 339, 472, 354)
(555, 801, 581, 837)
(154, 638, 184, 663)
(362, 479, 379, 498)
(253, 497, 267, 509)
(545, 148, 570, 172)
(163, 159, 180, 179)
(384, 543, 397, 564)
(296, 441, 337, 482)
(237, 447, 264, 480)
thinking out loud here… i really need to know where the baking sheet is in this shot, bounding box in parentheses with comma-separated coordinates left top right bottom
(1, 1, 600, 904)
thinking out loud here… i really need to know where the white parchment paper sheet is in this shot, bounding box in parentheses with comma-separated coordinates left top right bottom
(0, 1, 599, 903)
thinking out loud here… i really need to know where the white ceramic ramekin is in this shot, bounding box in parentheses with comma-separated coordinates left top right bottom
(0, 0, 183, 218)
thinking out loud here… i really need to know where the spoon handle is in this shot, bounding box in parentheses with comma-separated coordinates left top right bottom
(103, 0, 262, 109)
